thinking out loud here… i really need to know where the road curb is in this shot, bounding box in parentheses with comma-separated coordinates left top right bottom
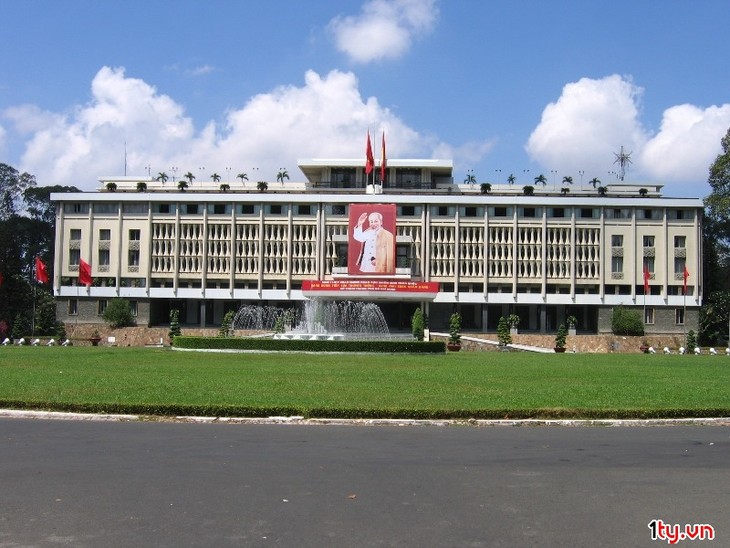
(1, 409, 729, 427)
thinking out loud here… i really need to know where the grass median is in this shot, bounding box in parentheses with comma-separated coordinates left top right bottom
(1, 346, 729, 419)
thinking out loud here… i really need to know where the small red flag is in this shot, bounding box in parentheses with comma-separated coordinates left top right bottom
(683, 266, 690, 295)
(79, 259, 93, 286)
(643, 264, 650, 293)
(35, 256, 49, 284)
(380, 131, 387, 184)
(365, 131, 374, 176)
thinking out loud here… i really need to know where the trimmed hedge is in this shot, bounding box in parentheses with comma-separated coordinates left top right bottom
(172, 336, 446, 354)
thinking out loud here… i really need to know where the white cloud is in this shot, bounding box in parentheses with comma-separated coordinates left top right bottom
(526, 74, 730, 193)
(526, 75, 648, 181)
(328, 0, 438, 63)
(639, 103, 730, 183)
(0, 123, 5, 153)
(3, 66, 492, 190)
(186, 65, 218, 77)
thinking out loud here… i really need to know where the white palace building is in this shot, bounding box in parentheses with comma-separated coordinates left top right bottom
(51, 158, 703, 334)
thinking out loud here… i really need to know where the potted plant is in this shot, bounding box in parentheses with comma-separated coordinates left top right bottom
(554, 324, 567, 352)
(566, 315, 577, 336)
(447, 312, 462, 351)
(89, 329, 102, 346)
(507, 314, 520, 335)
(257, 181, 268, 192)
(640, 338, 650, 353)
(480, 183, 491, 194)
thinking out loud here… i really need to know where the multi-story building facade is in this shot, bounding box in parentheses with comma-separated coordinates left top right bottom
(51, 159, 703, 334)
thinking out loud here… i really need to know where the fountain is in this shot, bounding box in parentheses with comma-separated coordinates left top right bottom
(230, 300, 391, 340)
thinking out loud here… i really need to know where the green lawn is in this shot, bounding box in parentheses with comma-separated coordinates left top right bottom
(1, 347, 729, 419)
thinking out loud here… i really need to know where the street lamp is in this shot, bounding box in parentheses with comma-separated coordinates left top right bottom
(170, 166, 178, 182)
(199, 166, 206, 183)
(225, 167, 231, 183)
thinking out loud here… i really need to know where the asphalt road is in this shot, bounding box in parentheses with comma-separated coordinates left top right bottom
(0, 419, 727, 547)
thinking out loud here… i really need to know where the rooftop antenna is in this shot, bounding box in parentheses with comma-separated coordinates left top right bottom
(613, 145, 632, 181)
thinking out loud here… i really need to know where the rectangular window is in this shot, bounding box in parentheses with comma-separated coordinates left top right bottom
(97, 300, 108, 315)
(65, 203, 88, 214)
(297, 205, 312, 215)
(98, 249, 110, 267)
(611, 235, 623, 247)
(521, 207, 537, 218)
(399, 205, 416, 216)
(492, 207, 509, 217)
(129, 300, 138, 317)
(330, 204, 346, 216)
(645, 257, 655, 274)
(209, 203, 229, 215)
(643, 235, 655, 247)
(129, 229, 140, 241)
(644, 308, 655, 325)
(675, 308, 685, 325)
(463, 206, 479, 217)
(611, 256, 623, 274)
(128, 250, 140, 267)
(93, 203, 118, 214)
(99, 229, 111, 241)
(396, 245, 410, 268)
(238, 204, 255, 215)
(335, 243, 348, 267)
(182, 204, 199, 215)
(674, 235, 686, 248)
(70, 229, 81, 240)
(122, 203, 148, 214)
(69, 249, 80, 267)
(549, 207, 565, 218)
(579, 208, 596, 219)
(269, 204, 283, 215)
(68, 299, 78, 316)
(674, 257, 686, 277)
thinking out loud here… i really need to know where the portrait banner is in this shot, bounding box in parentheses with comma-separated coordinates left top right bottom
(348, 203, 397, 276)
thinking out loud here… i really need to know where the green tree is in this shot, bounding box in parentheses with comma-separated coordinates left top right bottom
(562, 176, 573, 185)
(156, 172, 168, 183)
(411, 307, 425, 341)
(507, 174, 516, 185)
(448, 312, 462, 345)
(102, 298, 135, 328)
(534, 174, 547, 186)
(211, 173, 221, 183)
(219, 310, 235, 337)
(704, 126, 730, 266)
(464, 172, 476, 185)
(497, 316, 511, 346)
(169, 309, 182, 343)
(237, 173, 248, 183)
(184, 172, 195, 184)
(276, 169, 289, 183)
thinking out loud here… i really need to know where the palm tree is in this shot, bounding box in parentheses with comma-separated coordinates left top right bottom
(211, 173, 221, 183)
(464, 172, 477, 185)
(589, 177, 601, 189)
(257, 181, 268, 192)
(276, 169, 289, 183)
(534, 174, 547, 186)
(560, 187, 570, 195)
(184, 172, 195, 184)
(237, 173, 248, 183)
(507, 174, 516, 185)
(562, 176, 573, 185)
(156, 172, 168, 184)
(219, 183, 230, 192)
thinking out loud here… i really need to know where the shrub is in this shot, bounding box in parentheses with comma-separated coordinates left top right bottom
(611, 305, 644, 336)
(497, 317, 511, 346)
(507, 314, 520, 329)
(102, 298, 135, 328)
(555, 324, 567, 349)
(11, 313, 30, 340)
(411, 308, 425, 341)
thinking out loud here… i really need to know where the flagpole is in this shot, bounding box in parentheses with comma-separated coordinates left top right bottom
(32, 260, 37, 336)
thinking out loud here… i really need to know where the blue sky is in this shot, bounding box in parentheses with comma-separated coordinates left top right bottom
(1, 0, 729, 197)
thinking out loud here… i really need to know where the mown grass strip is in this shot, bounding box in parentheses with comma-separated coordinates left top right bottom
(1, 347, 729, 419)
